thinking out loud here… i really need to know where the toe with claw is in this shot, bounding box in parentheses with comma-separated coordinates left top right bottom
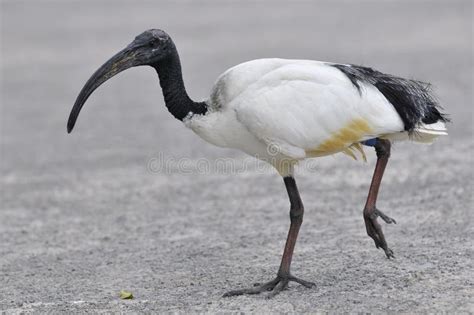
(223, 274, 315, 298)
(364, 207, 396, 259)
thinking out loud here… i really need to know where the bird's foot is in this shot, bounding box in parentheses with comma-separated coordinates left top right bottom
(222, 274, 315, 298)
(364, 207, 396, 259)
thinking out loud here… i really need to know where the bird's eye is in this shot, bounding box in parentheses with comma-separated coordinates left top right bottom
(149, 40, 159, 48)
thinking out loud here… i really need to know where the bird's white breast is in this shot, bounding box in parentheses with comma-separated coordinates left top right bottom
(184, 108, 270, 158)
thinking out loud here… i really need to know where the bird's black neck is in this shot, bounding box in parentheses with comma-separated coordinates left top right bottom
(152, 44, 207, 121)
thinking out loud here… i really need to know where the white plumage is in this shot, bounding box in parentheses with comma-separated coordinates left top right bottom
(186, 58, 447, 175)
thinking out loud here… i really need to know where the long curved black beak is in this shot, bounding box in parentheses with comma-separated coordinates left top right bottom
(67, 44, 140, 133)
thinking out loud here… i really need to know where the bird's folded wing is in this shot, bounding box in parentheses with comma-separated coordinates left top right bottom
(233, 62, 404, 159)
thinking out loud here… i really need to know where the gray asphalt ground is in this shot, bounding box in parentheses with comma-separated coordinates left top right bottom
(1, 0, 473, 313)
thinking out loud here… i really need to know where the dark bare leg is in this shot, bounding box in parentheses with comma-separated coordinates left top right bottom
(223, 176, 315, 298)
(363, 139, 397, 259)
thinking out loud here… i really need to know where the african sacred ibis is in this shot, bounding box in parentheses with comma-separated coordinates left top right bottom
(67, 29, 449, 297)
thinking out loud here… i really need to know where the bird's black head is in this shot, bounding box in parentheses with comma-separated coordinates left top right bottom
(67, 29, 174, 133)
(129, 29, 174, 65)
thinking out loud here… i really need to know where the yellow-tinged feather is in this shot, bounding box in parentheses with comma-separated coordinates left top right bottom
(306, 119, 372, 160)
(342, 148, 358, 160)
(351, 142, 367, 162)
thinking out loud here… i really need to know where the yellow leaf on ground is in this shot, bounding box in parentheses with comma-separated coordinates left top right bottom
(119, 290, 133, 299)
